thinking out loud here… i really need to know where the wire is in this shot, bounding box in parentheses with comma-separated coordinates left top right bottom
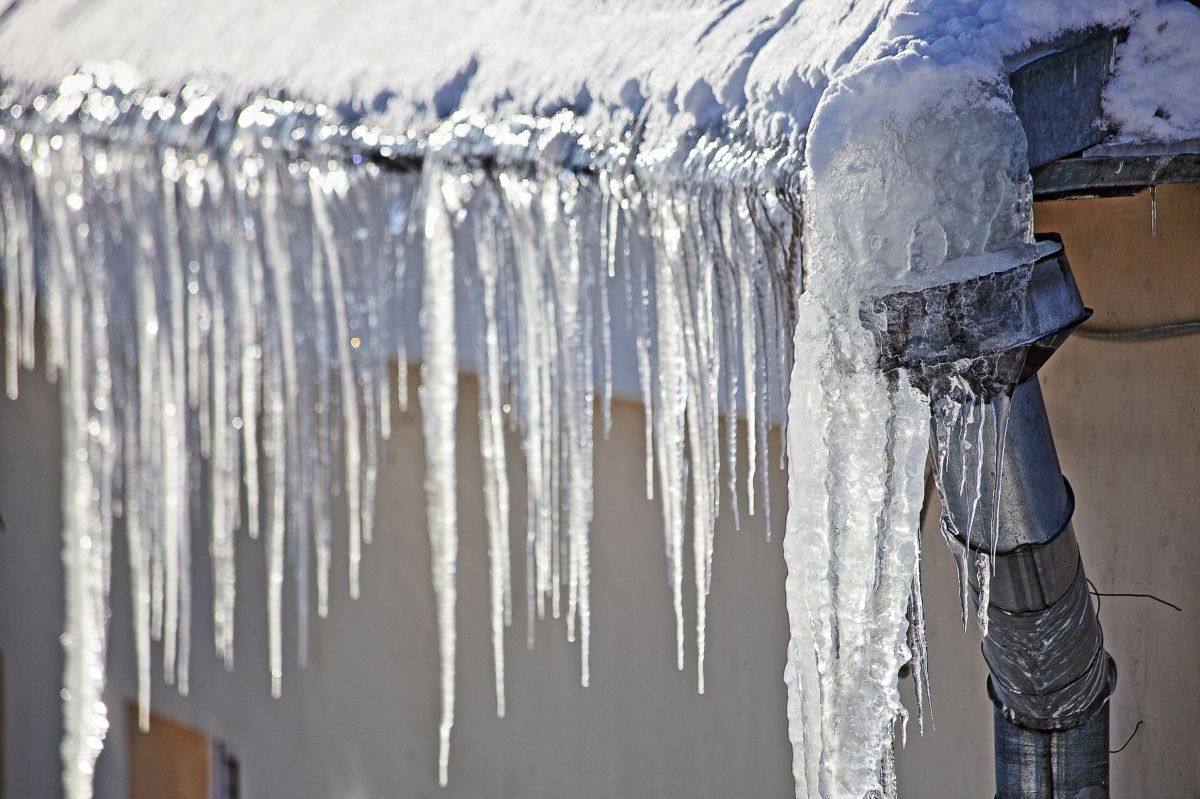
(1087, 590, 1183, 613)
(1085, 582, 1156, 758)
(1075, 320, 1200, 341)
(1110, 720, 1143, 754)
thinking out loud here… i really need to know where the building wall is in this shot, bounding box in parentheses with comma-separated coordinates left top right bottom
(0, 185, 1197, 798)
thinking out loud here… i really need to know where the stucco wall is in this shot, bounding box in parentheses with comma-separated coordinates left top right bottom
(0, 185, 1197, 798)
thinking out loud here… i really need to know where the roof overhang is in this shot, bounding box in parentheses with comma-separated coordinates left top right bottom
(1009, 26, 1200, 199)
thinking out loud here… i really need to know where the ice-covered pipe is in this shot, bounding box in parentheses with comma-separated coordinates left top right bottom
(943, 379, 1116, 797)
(866, 242, 1116, 797)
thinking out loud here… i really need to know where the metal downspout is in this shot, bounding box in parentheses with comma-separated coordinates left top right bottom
(941, 376, 1116, 798)
(865, 239, 1116, 797)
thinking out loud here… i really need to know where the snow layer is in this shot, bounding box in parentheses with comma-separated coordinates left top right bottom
(0, 0, 1194, 154)
(0, 0, 899, 149)
(1104, 2, 1200, 144)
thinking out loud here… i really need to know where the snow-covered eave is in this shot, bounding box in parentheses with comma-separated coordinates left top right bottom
(1014, 29, 1200, 201)
(3, 0, 1197, 204)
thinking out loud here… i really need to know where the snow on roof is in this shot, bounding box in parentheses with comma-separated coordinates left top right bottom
(1104, 1, 1200, 146)
(0, 0, 1195, 158)
(0, 0, 891, 148)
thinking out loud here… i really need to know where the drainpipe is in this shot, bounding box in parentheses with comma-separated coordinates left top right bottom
(944, 374, 1115, 798)
(865, 237, 1116, 797)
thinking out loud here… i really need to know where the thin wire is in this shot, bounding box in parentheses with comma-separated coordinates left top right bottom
(1075, 320, 1200, 341)
(1087, 590, 1183, 613)
(1110, 720, 1143, 754)
(1085, 580, 1146, 757)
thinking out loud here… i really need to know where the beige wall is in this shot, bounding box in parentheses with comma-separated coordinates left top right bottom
(0, 367, 796, 799)
(1037, 186, 1200, 794)
(1, 186, 1197, 798)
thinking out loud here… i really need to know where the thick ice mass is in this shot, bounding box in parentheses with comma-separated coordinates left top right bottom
(783, 5, 1066, 788)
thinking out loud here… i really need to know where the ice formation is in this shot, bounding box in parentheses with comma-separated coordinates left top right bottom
(0, 1, 1197, 798)
(0, 75, 798, 796)
(788, 39, 1044, 795)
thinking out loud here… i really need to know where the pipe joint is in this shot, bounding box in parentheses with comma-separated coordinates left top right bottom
(946, 480, 1079, 613)
(983, 562, 1115, 731)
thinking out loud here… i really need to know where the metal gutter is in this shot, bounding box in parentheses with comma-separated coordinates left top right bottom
(1007, 29, 1117, 171)
(1033, 150, 1200, 199)
(1007, 26, 1200, 200)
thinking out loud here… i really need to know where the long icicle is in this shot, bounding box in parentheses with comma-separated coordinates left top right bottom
(419, 160, 460, 788)
(473, 186, 512, 717)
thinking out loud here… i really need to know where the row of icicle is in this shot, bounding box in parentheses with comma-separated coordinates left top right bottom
(0, 71, 802, 797)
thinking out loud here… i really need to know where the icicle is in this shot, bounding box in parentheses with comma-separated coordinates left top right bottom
(498, 170, 555, 638)
(966, 402, 985, 545)
(32, 140, 66, 385)
(2, 180, 20, 400)
(576, 191, 597, 686)
(311, 168, 365, 600)
(387, 182, 412, 415)
(264, 333, 286, 699)
(732, 195, 759, 522)
(711, 188, 742, 531)
(210, 291, 236, 669)
(158, 164, 191, 694)
(16, 175, 36, 375)
(472, 187, 512, 716)
(1150, 184, 1158, 239)
(172, 136, 234, 675)
(419, 161, 461, 788)
(599, 177, 619, 439)
(650, 195, 689, 672)
(783, 298, 929, 798)
(295, 165, 333, 621)
(60, 277, 109, 799)
(974, 551, 991, 636)
(47, 136, 110, 799)
(545, 171, 593, 686)
(259, 161, 302, 689)
(625, 182, 657, 503)
(987, 391, 1013, 563)
(229, 163, 262, 545)
(664, 186, 723, 695)
(878, 727, 898, 799)
(123, 370, 152, 730)
(906, 566, 932, 735)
